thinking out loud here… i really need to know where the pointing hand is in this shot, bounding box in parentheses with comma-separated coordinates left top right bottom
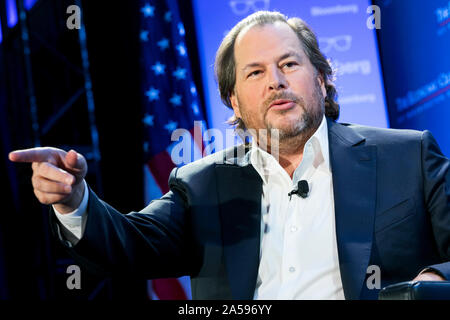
(9, 147, 88, 214)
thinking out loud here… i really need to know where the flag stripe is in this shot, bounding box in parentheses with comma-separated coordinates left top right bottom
(152, 278, 188, 300)
(140, 0, 207, 300)
(147, 151, 176, 194)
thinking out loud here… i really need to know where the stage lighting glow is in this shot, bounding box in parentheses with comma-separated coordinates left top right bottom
(6, 0, 18, 28)
(24, 0, 39, 11)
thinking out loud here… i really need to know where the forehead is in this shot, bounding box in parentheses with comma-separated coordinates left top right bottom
(233, 22, 306, 66)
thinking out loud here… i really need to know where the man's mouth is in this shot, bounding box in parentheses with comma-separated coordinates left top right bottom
(269, 99, 296, 111)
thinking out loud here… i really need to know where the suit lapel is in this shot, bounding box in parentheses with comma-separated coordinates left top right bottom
(214, 121, 377, 300)
(215, 149, 262, 300)
(328, 119, 377, 300)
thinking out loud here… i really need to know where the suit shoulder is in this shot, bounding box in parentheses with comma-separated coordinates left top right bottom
(172, 144, 249, 182)
(342, 122, 424, 144)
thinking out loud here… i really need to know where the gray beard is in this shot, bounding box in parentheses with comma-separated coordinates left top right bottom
(265, 84, 325, 143)
(266, 107, 316, 141)
(236, 78, 325, 149)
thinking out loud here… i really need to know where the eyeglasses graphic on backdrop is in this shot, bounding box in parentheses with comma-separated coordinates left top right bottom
(229, 0, 270, 15)
(318, 35, 353, 54)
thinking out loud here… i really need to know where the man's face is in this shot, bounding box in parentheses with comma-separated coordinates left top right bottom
(230, 22, 326, 141)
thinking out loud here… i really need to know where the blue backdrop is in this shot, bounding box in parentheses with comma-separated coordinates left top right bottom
(192, 0, 388, 140)
(375, 0, 450, 156)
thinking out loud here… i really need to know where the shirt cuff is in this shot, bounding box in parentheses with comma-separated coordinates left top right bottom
(53, 179, 89, 240)
(53, 179, 89, 217)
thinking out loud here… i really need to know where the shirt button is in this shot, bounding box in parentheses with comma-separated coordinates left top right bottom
(289, 267, 296, 273)
(290, 226, 298, 232)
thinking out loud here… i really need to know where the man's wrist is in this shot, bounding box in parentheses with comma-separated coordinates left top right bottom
(53, 180, 88, 216)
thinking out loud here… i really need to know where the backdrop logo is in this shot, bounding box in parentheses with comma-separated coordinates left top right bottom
(319, 35, 352, 54)
(333, 59, 371, 76)
(395, 71, 450, 122)
(310, 4, 358, 17)
(396, 71, 450, 111)
(229, 0, 270, 15)
(436, 1, 450, 24)
(435, 1, 450, 36)
(339, 93, 376, 105)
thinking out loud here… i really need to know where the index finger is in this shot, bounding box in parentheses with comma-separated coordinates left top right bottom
(9, 148, 54, 163)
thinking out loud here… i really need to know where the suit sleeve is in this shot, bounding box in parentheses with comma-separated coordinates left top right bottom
(421, 130, 450, 279)
(49, 167, 200, 279)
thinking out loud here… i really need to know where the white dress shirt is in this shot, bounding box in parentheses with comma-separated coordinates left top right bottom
(54, 115, 344, 299)
(53, 179, 88, 245)
(251, 115, 344, 299)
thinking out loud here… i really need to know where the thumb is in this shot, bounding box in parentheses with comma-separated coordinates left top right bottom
(65, 150, 79, 169)
(64, 150, 87, 177)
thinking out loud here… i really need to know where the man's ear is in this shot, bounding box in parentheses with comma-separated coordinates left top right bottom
(229, 91, 241, 118)
(317, 72, 327, 99)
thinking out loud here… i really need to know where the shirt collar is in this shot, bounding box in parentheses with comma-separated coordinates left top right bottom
(250, 115, 330, 185)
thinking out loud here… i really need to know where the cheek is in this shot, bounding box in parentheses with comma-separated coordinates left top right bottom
(290, 74, 318, 99)
(239, 84, 265, 109)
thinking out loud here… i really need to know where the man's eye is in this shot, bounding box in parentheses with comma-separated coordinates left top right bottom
(282, 61, 301, 70)
(248, 70, 262, 78)
(283, 62, 298, 68)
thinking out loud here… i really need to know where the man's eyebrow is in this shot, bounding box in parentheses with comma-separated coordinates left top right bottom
(241, 62, 263, 71)
(277, 51, 303, 62)
(241, 51, 303, 71)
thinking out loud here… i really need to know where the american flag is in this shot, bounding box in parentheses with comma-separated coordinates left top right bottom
(139, 0, 207, 300)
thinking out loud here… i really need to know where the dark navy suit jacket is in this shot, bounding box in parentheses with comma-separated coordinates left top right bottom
(51, 118, 450, 299)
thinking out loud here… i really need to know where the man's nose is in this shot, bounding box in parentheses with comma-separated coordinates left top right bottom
(267, 67, 287, 90)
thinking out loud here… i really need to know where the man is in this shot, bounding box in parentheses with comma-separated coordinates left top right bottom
(9, 11, 450, 299)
